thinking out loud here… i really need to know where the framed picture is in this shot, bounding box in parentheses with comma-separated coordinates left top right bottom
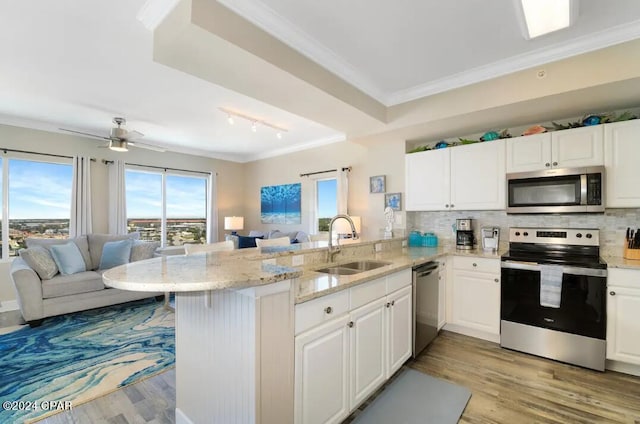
(260, 183, 301, 224)
(370, 175, 386, 193)
(385, 192, 402, 211)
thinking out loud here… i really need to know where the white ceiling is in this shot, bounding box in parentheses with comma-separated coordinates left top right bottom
(1, 0, 640, 162)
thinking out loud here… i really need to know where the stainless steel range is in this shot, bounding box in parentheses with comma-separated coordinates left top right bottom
(500, 228, 607, 371)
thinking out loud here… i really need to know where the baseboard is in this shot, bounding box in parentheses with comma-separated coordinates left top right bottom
(606, 360, 640, 377)
(443, 323, 500, 344)
(175, 408, 194, 424)
(0, 300, 19, 313)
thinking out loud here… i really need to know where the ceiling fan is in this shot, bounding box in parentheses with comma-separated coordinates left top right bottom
(60, 117, 166, 152)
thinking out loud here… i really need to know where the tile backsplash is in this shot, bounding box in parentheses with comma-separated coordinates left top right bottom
(407, 209, 640, 257)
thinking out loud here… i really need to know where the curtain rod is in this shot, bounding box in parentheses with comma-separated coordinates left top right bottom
(102, 159, 212, 176)
(1, 148, 96, 161)
(300, 166, 351, 177)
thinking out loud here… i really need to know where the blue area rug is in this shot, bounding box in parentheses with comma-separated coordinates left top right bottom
(351, 368, 471, 424)
(0, 298, 174, 423)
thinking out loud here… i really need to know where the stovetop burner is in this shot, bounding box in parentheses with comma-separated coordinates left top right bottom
(501, 227, 607, 269)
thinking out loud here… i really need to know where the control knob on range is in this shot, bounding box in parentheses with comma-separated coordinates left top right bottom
(576, 233, 582, 238)
(586, 233, 592, 239)
(523, 232, 529, 236)
(515, 231, 521, 236)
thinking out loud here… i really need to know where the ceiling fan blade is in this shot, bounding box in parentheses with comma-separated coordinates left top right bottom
(128, 141, 166, 152)
(59, 128, 111, 141)
(122, 130, 144, 141)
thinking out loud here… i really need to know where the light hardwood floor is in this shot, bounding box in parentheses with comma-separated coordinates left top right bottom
(37, 331, 640, 423)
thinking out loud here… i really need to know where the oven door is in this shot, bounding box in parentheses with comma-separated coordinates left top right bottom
(500, 261, 607, 340)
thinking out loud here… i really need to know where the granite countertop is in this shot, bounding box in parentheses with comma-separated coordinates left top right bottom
(602, 255, 640, 270)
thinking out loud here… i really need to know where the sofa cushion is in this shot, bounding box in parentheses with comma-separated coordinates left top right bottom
(100, 239, 133, 270)
(19, 246, 59, 280)
(50, 242, 87, 275)
(41, 271, 104, 299)
(130, 240, 160, 262)
(248, 231, 266, 238)
(26, 236, 93, 270)
(237, 235, 263, 249)
(88, 233, 139, 270)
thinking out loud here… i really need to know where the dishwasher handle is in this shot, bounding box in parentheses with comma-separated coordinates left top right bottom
(414, 262, 439, 277)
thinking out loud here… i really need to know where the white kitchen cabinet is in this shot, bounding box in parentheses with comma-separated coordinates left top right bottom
(386, 285, 412, 377)
(604, 119, 640, 207)
(506, 125, 604, 173)
(438, 260, 447, 331)
(294, 315, 350, 424)
(405, 148, 450, 211)
(349, 298, 386, 409)
(446, 256, 500, 342)
(405, 140, 505, 211)
(606, 268, 640, 366)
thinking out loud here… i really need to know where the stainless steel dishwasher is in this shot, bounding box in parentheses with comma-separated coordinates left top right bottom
(413, 261, 440, 358)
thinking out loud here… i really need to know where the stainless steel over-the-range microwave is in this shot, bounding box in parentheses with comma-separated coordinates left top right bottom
(506, 166, 605, 214)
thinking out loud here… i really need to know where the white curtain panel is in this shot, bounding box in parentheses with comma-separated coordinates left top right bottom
(70, 156, 93, 237)
(108, 160, 128, 235)
(206, 172, 219, 243)
(337, 167, 350, 215)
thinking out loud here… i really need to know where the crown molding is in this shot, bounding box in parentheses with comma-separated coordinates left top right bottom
(242, 134, 346, 163)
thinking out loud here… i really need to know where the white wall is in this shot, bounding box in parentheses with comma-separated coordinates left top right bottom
(243, 137, 407, 240)
(0, 124, 245, 304)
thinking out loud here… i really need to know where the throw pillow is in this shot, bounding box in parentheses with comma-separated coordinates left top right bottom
(237, 235, 263, 249)
(49, 242, 87, 275)
(19, 246, 59, 280)
(25, 236, 93, 270)
(130, 240, 161, 262)
(99, 239, 134, 270)
(87, 233, 140, 270)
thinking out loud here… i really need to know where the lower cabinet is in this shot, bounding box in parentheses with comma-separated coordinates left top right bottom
(606, 268, 640, 366)
(446, 256, 500, 342)
(294, 271, 413, 424)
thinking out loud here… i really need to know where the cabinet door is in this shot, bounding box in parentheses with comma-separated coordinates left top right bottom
(450, 139, 506, 210)
(295, 316, 350, 424)
(551, 125, 604, 168)
(451, 270, 500, 335)
(387, 286, 412, 377)
(349, 298, 386, 409)
(405, 149, 450, 211)
(438, 261, 447, 331)
(506, 133, 552, 173)
(606, 286, 640, 365)
(604, 120, 640, 207)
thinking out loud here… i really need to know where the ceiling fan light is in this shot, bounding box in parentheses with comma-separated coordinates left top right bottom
(109, 140, 129, 152)
(251, 122, 257, 132)
(276, 132, 282, 139)
(227, 114, 234, 125)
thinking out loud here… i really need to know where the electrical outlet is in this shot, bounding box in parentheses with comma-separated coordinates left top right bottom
(262, 258, 276, 266)
(375, 243, 382, 252)
(292, 255, 304, 266)
(402, 240, 407, 247)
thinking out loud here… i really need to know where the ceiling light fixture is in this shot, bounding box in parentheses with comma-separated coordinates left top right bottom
(109, 139, 129, 152)
(219, 107, 288, 139)
(516, 0, 576, 40)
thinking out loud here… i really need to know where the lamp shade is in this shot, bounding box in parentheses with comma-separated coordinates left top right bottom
(224, 216, 244, 231)
(333, 216, 361, 235)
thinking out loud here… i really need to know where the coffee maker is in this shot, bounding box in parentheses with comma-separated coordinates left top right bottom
(456, 218, 475, 250)
(481, 227, 500, 251)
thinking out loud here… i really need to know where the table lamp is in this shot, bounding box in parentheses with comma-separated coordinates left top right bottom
(333, 216, 361, 238)
(224, 216, 244, 235)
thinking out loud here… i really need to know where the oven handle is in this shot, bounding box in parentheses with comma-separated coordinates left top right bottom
(501, 260, 607, 278)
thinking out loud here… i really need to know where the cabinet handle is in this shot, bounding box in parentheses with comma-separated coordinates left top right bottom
(609, 291, 616, 296)
(553, 161, 558, 166)
(386, 302, 391, 308)
(545, 163, 551, 167)
(450, 204, 455, 208)
(347, 321, 354, 328)
(391, 300, 395, 306)
(324, 306, 333, 314)
(445, 204, 449, 208)
(494, 278, 499, 283)
(472, 263, 477, 267)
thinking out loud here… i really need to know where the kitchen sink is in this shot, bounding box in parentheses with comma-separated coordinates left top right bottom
(315, 260, 391, 275)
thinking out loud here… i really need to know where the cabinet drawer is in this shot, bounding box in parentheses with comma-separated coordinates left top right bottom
(386, 269, 412, 294)
(350, 277, 386, 310)
(608, 268, 640, 289)
(453, 256, 499, 274)
(295, 289, 350, 335)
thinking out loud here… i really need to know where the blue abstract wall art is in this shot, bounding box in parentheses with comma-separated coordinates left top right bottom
(261, 183, 301, 224)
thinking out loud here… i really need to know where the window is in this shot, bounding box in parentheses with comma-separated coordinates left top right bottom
(125, 168, 208, 247)
(1, 158, 73, 258)
(315, 178, 337, 232)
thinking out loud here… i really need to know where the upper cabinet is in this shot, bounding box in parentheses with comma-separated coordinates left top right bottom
(506, 125, 604, 173)
(604, 119, 640, 207)
(405, 140, 505, 211)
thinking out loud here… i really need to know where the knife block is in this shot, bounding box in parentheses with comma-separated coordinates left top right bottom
(624, 246, 640, 260)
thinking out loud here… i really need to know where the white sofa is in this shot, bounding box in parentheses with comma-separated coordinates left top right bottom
(10, 233, 163, 327)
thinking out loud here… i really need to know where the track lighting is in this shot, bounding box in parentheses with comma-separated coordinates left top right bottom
(219, 107, 288, 139)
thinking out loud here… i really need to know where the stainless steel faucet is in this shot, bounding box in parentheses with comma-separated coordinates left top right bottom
(327, 214, 357, 262)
